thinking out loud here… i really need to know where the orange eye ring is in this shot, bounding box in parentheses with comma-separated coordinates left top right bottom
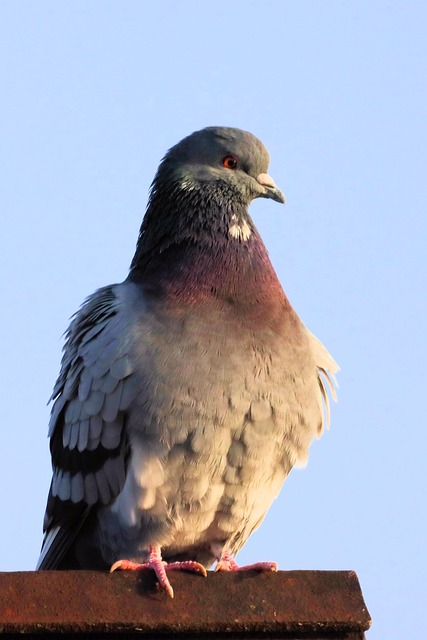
(222, 155, 238, 169)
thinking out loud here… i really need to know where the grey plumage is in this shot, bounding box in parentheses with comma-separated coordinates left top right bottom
(37, 126, 338, 576)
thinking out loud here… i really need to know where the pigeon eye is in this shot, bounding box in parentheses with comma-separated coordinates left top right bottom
(222, 155, 238, 169)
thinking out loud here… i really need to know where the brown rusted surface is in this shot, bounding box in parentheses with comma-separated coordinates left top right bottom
(0, 570, 371, 638)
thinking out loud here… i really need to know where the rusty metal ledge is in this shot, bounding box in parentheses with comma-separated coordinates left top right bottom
(0, 570, 371, 638)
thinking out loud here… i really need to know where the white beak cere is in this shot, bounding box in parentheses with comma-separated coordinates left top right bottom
(256, 173, 286, 204)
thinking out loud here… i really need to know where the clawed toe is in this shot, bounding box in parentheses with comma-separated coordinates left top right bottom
(166, 560, 207, 576)
(110, 547, 207, 598)
(215, 550, 278, 573)
(110, 559, 144, 573)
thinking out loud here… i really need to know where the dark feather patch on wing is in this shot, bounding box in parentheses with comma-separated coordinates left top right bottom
(50, 426, 124, 474)
(37, 501, 90, 570)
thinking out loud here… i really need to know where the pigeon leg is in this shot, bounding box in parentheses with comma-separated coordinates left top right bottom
(215, 550, 278, 573)
(110, 546, 207, 598)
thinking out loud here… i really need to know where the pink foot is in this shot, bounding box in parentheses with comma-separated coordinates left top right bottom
(110, 546, 207, 598)
(215, 550, 278, 573)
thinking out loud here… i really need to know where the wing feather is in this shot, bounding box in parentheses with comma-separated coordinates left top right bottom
(305, 328, 340, 433)
(37, 285, 135, 570)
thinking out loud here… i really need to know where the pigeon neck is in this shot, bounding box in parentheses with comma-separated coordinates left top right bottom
(128, 200, 287, 309)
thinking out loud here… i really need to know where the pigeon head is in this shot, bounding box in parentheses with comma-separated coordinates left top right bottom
(155, 126, 285, 208)
(129, 127, 285, 294)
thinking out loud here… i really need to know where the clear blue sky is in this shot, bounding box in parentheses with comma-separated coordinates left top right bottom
(1, 2, 425, 637)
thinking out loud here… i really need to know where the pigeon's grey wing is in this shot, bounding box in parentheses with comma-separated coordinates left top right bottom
(306, 328, 339, 434)
(37, 285, 139, 569)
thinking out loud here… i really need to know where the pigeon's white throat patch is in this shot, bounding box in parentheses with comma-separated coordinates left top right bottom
(229, 214, 252, 241)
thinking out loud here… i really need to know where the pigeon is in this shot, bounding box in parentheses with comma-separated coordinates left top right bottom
(37, 126, 338, 598)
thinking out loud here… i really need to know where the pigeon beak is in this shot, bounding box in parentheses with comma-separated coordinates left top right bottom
(256, 173, 286, 204)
